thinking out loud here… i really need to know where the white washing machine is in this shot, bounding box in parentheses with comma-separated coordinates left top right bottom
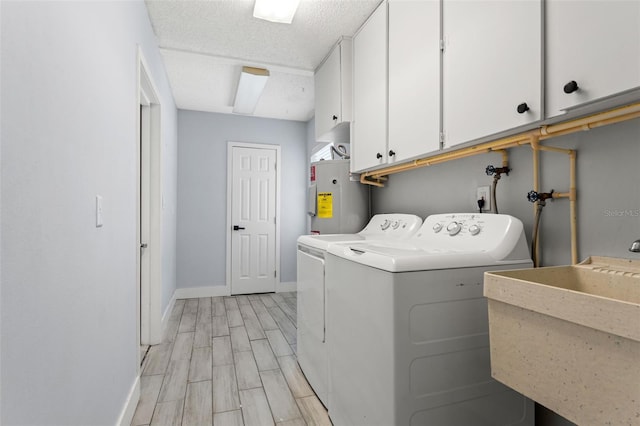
(296, 214, 423, 407)
(326, 213, 535, 426)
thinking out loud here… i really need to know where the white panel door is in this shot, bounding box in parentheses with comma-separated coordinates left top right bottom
(231, 146, 277, 295)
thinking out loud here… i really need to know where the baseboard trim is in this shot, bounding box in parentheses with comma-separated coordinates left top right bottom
(277, 281, 297, 292)
(174, 285, 230, 299)
(116, 375, 140, 426)
(174, 282, 296, 299)
(160, 292, 177, 332)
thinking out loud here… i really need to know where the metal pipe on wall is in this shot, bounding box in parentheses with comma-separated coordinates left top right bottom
(361, 101, 639, 182)
(530, 135, 541, 264)
(357, 102, 640, 265)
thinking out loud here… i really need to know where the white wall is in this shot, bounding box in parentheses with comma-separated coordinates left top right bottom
(0, 1, 177, 424)
(177, 110, 307, 289)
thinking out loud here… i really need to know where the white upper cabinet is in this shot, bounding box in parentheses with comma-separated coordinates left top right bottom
(442, 0, 542, 148)
(546, 0, 640, 117)
(351, 1, 388, 173)
(388, 0, 441, 163)
(315, 38, 352, 142)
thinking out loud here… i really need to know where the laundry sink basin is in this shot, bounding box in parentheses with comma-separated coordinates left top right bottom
(484, 257, 640, 425)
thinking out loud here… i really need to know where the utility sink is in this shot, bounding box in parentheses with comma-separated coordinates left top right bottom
(484, 257, 640, 426)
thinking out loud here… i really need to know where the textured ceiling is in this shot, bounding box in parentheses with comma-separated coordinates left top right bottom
(145, 0, 381, 122)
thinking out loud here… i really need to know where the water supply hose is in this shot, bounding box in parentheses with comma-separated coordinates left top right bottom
(527, 190, 555, 267)
(492, 176, 500, 214)
(531, 201, 545, 267)
(486, 165, 510, 214)
(331, 144, 350, 160)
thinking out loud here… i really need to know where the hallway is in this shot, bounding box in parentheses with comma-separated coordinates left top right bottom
(131, 293, 331, 426)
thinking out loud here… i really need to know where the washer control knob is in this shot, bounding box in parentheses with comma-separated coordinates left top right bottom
(447, 222, 462, 236)
(469, 224, 481, 235)
(433, 223, 443, 233)
(391, 220, 400, 230)
(380, 219, 391, 230)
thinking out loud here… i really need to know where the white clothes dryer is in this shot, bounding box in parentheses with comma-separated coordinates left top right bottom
(326, 213, 535, 426)
(296, 214, 423, 407)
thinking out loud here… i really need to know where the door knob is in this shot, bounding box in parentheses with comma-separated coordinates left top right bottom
(516, 103, 529, 114)
(376, 152, 383, 159)
(563, 80, 579, 94)
(233, 225, 245, 231)
(140, 243, 148, 249)
(332, 115, 338, 121)
(388, 150, 396, 157)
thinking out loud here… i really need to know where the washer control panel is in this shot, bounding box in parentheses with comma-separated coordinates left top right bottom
(414, 213, 526, 249)
(427, 214, 488, 238)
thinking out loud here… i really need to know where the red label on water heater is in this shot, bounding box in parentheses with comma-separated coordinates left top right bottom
(310, 165, 316, 182)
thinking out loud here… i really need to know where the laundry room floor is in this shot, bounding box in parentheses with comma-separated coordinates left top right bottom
(131, 292, 331, 426)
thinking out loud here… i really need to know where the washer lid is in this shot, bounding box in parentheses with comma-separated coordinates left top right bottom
(328, 243, 530, 272)
(326, 214, 532, 272)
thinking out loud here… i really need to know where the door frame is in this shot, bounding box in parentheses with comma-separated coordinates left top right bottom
(226, 141, 281, 294)
(136, 47, 163, 357)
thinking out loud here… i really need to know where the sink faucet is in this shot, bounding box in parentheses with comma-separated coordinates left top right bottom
(630, 240, 640, 253)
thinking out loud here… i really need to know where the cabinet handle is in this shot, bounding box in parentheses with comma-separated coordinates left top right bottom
(376, 152, 383, 159)
(388, 150, 396, 157)
(332, 115, 338, 121)
(516, 103, 530, 114)
(563, 80, 579, 94)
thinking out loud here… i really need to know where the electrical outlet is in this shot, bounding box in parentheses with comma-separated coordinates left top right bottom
(476, 186, 491, 213)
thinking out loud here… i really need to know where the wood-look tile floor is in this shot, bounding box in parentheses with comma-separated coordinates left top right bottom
(131, 292, 332, 426)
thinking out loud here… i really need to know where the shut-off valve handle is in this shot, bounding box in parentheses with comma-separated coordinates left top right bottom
(486, 165, 511, 177)
(527, 190, 554, 204)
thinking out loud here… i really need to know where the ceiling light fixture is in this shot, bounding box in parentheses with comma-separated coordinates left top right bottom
(253, 0, 300, 24)
(232, 66, 270, 115)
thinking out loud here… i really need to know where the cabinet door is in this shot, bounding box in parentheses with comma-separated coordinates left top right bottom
(388, 0, 440, 163)
(315, 45, 342, 141)
(443, 0, 542, 148)
(546, 0, 640, 117)
(351, 2, 388, 172)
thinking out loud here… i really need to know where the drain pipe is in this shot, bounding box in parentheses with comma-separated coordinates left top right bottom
(569, 150, 578, 264)
(530, 135, 541, 263)
(530, 136, 578, 264)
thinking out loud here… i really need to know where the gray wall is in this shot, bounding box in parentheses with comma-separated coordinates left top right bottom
(372, 118, 640, 425)
(177, 110, 307, 288)
(1, 1, 178, 424)
(373, 118, 640, 266)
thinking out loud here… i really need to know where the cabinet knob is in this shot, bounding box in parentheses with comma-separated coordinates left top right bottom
(332, 115, 338, 121)
(388, 150, 396, 157)
(563, 80, 579, 94)
(516, 103, 530, 114)
(376, 152, 383, 159)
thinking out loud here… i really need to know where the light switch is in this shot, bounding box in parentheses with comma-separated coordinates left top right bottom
(96, 195, 103, 227)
